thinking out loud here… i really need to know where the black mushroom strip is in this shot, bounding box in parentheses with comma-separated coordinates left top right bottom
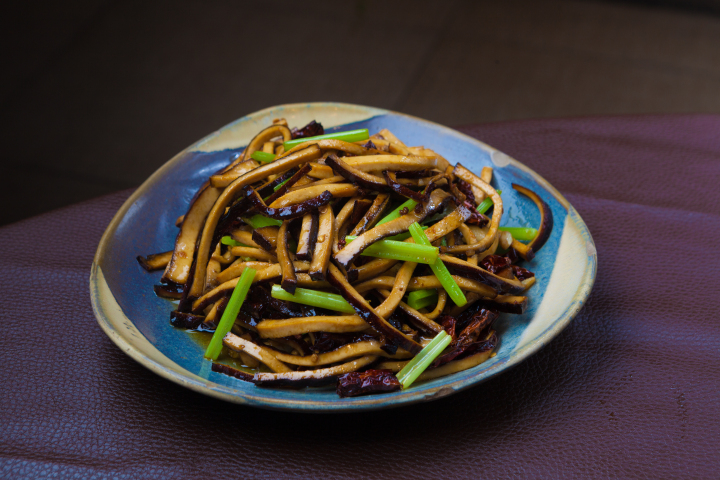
(325, 154, 393, 192)
(334, 189, 453, 269)
(327, 263, 423, 355)
(276, 220, 297, 294)
(244, 186, 335, 221)
(511, 183, 554, 261)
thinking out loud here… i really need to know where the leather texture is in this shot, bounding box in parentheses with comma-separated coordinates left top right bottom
(1, 115, 718, 479)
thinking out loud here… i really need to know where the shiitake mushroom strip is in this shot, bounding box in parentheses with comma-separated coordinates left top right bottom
(325, 154, 393, 192)
(263, 163, 312, 205)
(244, 186, 334, 220)
(439, 255, 526, 294)
(349, 194, 390, 236)
(276, 221, 297, 294)
(295, 213, 318, 261)
(512, 183, 554, 260)
(334, 189, 452, 269)
(251, 355, 378, 388)
(137, 251, 173, 272)
(327, 263, 423, 354)
(154, 283, 183, 299)
(344, 155, 448, 172)
(190, 145, 322, 298)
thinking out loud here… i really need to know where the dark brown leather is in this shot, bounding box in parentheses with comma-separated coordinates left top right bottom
(1, 115, 718, 478)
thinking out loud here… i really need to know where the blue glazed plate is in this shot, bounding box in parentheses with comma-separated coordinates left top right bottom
(91, 103, 597, 412)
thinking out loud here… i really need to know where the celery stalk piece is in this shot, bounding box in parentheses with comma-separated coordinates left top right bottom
(498, 226, 538, 241)
(251, 151, 276, 163)
(204, 268, 256, 360)
(376, 198, 417, 226)
(283, 128, 370, 151)
(221, 236, 249, 247)
(407, 289, 437, 310)
(409, 222, 467, 306)
(270, 285, 356, 314)
(344, 237, 438, 264)
(476, 189, 502, 214)
(243, 214, 283, 229)
(397, 331, 452, 388)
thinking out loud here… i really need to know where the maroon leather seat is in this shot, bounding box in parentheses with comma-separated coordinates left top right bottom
(1, 115, 718, 478)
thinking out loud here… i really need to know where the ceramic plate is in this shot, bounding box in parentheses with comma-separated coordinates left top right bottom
(91, 103, 597, 412)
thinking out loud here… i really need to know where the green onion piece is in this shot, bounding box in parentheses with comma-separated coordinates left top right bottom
(397, 331, 452, 389)
(251, 151, 276, 163)
(407, 289, 438, 310)
(273, 178, 290, 192)
(283, 128, 370, 151)
(476, 189, 502, 214)
(243, 214, 282, 229)
(344, 237, 438, 264)
(204, 268, 256, 360)
(376, 198, 417, 226)
(220, 236, 249, 247)
(498, 226, 538, 241)
(270, 285, 355, 314)
(409, 222, 467, 306)
(440, 236, 447, 247)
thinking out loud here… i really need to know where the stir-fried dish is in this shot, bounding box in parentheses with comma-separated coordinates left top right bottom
(137, 119, 553, 397)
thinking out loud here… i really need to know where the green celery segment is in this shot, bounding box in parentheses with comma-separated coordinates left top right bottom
(270, 285, 356, 314)
(476, 189, 502, 214)
(396, 331, 452, 388)
(204, 268, 256, 360)
(408, 222, 467, 306)
(251, 151, 276, 163)
(243, 214, 283, 229)
(407, 289, 438, 310)
(498, 226, 537, 241)
(283, 128, 369, 151)
(344, 237, 438, 264)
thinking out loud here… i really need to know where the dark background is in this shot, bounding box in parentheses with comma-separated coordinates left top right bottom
(2, 0, 719, 226)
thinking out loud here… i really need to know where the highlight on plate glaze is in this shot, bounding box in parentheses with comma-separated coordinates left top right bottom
(90, 102, 597, 411)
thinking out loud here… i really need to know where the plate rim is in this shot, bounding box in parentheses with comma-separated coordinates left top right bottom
(90, 102, 597, 412)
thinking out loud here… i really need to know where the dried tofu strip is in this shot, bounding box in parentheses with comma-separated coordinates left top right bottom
(308, 163, 335, 179)
(458, 223, 479, 265)
(446, 164, 502, 254)
(344, 155, 445, 172)
(272, 340, 412, 367)
(288, 175, 345, 191)
(242, 124, 292, 162)
(189, 145, 322, 299)
(309, 205, 334, 280)
(223, 333, 291, 373)
(252, 355, 378, 386)
(426, 290, 447, 320)
(269, 183, 358, 209)
(205, 244, 223, 292)
(162, 182, 221, 284)
(230, 230, 262, 249)
(377, 129, 410, 155)
(252, 226, 278, 251)
(209, 160, 258, 188)
(256, 316, 369, 338)
(216, 261, 272, 286)
(375, 261, 417, 318)
(277, 220, 297, 294)
(228, 247, 277, 263)
(353, 275, 497, 298)
(376, 288, 443, 335)
(295, 213, 317, 261)
(204, 297, 227, 324)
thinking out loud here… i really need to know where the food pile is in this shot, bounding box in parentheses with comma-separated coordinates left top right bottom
(138, 119, 553, 397)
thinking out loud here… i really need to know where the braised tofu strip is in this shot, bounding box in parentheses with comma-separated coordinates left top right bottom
(138, 118, 552, 397)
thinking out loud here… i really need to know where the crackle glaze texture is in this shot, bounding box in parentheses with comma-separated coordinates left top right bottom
(1, 114, 718, 478)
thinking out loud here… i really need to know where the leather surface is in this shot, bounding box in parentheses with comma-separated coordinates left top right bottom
(1, 115, 718, 479)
